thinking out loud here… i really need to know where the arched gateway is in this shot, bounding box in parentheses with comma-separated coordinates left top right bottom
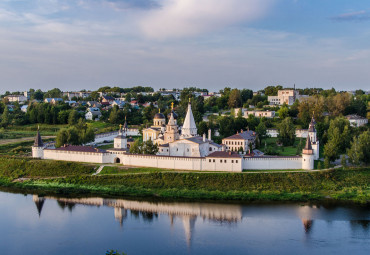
(114, 157, 121, 164)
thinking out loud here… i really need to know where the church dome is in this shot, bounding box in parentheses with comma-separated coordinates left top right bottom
(154, 112, 165, 119)
(167, 110, 178, 120)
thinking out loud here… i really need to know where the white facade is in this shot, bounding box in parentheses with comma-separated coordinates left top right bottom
(5, 95, 27, 104)
(244, 110, 275, 118)
(346, 115, 368, 127)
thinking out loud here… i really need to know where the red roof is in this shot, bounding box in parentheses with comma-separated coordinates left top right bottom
(46, 145, 106, 153)
(206, 151, 242, 158)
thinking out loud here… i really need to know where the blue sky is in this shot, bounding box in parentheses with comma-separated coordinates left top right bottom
(0, 0, 369, 93)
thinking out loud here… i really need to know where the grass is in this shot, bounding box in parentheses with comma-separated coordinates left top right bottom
(0, 157, 368, 204)
(260, 137, 304, 156)
(97, 144, 114, 150)
(0, 138, 55, 156)
(99, 166, 173, 175)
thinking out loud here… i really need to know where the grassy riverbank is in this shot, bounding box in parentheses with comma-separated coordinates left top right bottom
(0, 157, 369, 204)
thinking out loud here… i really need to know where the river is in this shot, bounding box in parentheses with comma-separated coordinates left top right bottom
(0, 190, 368, 255)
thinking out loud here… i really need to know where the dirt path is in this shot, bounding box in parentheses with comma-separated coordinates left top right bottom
(0, 136, 55, 145)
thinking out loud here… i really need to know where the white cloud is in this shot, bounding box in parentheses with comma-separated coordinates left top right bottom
(138, 0, 275, 39)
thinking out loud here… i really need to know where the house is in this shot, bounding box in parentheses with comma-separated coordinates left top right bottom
(222, 130, 258, 152)
(5, 95, 28, 104)
(101, 96, 115, 104)
(85, 107, 102, 120)
(21, 105, 29, 113)
(87, 101, 101, 108)
(44, 98, 63, 104)
(244, 110, 275, 118)
(346, 114, 368, 127)
(65, 100, 77, 106)
(112, 100, 125, 109)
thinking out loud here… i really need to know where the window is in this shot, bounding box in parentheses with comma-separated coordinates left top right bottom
(236, 160, 238, 163)
(231, 160, 234, 163)
(224, 160, 227, 163)
(220, 160, 222, 163)
(213, 159, 215, 162)
(209, 147, 212, 151)
(209, 159, 211, 162)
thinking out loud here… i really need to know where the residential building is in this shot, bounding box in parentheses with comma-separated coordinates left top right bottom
(5, 95, 28, 104)
(346, 114, 368, 127)
(222, 130, 257, 152)
(85, 107, 102, 120)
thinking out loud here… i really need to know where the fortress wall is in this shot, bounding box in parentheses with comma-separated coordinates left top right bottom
(243, 157, 302, 170)
(43, 150, 111, 164)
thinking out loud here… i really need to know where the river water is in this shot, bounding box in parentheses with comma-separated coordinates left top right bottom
(0, 190, 368, 255)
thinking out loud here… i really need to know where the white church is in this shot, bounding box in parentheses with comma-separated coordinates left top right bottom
(32, 102, 318, 171)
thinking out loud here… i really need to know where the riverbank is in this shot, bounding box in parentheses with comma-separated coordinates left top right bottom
(0, 157, 369, 204)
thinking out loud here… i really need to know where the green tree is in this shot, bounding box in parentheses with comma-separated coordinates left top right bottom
(129, 139, 143, 154)
(347, 131, 370, 165)
(324, 127, 340, 161)
(68, 110, 79, 125)
(228, 89, 242, 108)
(278, 105, 289, 119)
(142, 139, 159, 155)
(256, 122, 267, 141)
(197, 121, 208, 136)
(317, 161, 322, 170)
(277, 117, 296, 146)
(56, 128, 69, 147)
(340, 155, 347, 169)
(1, 106, 9, 128)
(324, 157, 330, 169)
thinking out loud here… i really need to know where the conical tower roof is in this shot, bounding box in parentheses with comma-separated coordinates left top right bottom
(34, 128, 43, 147)
(302, 135, 313, 155)
(168, 112, 176, 126)
(182, 101, 197, 137)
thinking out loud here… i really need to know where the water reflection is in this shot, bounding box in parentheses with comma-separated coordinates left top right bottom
(34, 195, 244, 247)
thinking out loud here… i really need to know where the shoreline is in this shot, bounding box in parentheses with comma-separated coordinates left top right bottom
(0, 157, 368, 205)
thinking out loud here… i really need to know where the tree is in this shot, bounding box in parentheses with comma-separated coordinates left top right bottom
(129, 139, 143, 154)
(278, 105, 289, 119)
(56, 128, 69, 147)
(256, 122, 267, 141)
(317, 161, 322, 170)
(68, 110, 79, 125)
(341, 155, 347, 169)
(197, 121, 208, 137)
(324, 157, 330, 169)
(347, 131, 370, 166)
(277, 117, 295, 146)
(228, 89, 242, 108)
(324, 127, 340, 161)
(142, 139, 159, 155)
(1, 106, 9, 128)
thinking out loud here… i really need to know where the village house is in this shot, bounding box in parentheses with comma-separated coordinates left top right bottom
(346, 114, 368, 127)
(85, 107, 102, 120)
(222, 130, 257, 152)
(5, 94, 28, 104)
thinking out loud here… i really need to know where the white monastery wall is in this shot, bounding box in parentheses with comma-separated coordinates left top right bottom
(121, 154, 242, 172)
(243, 157, 302, 170)
(43, 150, 112, 164)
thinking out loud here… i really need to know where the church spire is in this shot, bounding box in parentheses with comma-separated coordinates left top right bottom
(181, 101, 197, 137)
(34, 126, 43, 147)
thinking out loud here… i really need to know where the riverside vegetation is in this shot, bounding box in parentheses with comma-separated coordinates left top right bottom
(0, 157, 368, 204)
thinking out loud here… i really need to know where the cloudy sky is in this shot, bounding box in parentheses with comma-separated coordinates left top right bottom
(0, 0, 369, 93)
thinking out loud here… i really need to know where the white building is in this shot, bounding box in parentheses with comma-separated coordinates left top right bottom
(85, 107, 102, 120)
(346, 114, 368, 127)
(5, 95, 28, 104)
(222, 130, 257, 152)
(244, 110, 275, 118)
(268, 89, 306, 105)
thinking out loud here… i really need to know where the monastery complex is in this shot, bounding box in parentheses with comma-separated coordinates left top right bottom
(32, 101, 319, 171)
